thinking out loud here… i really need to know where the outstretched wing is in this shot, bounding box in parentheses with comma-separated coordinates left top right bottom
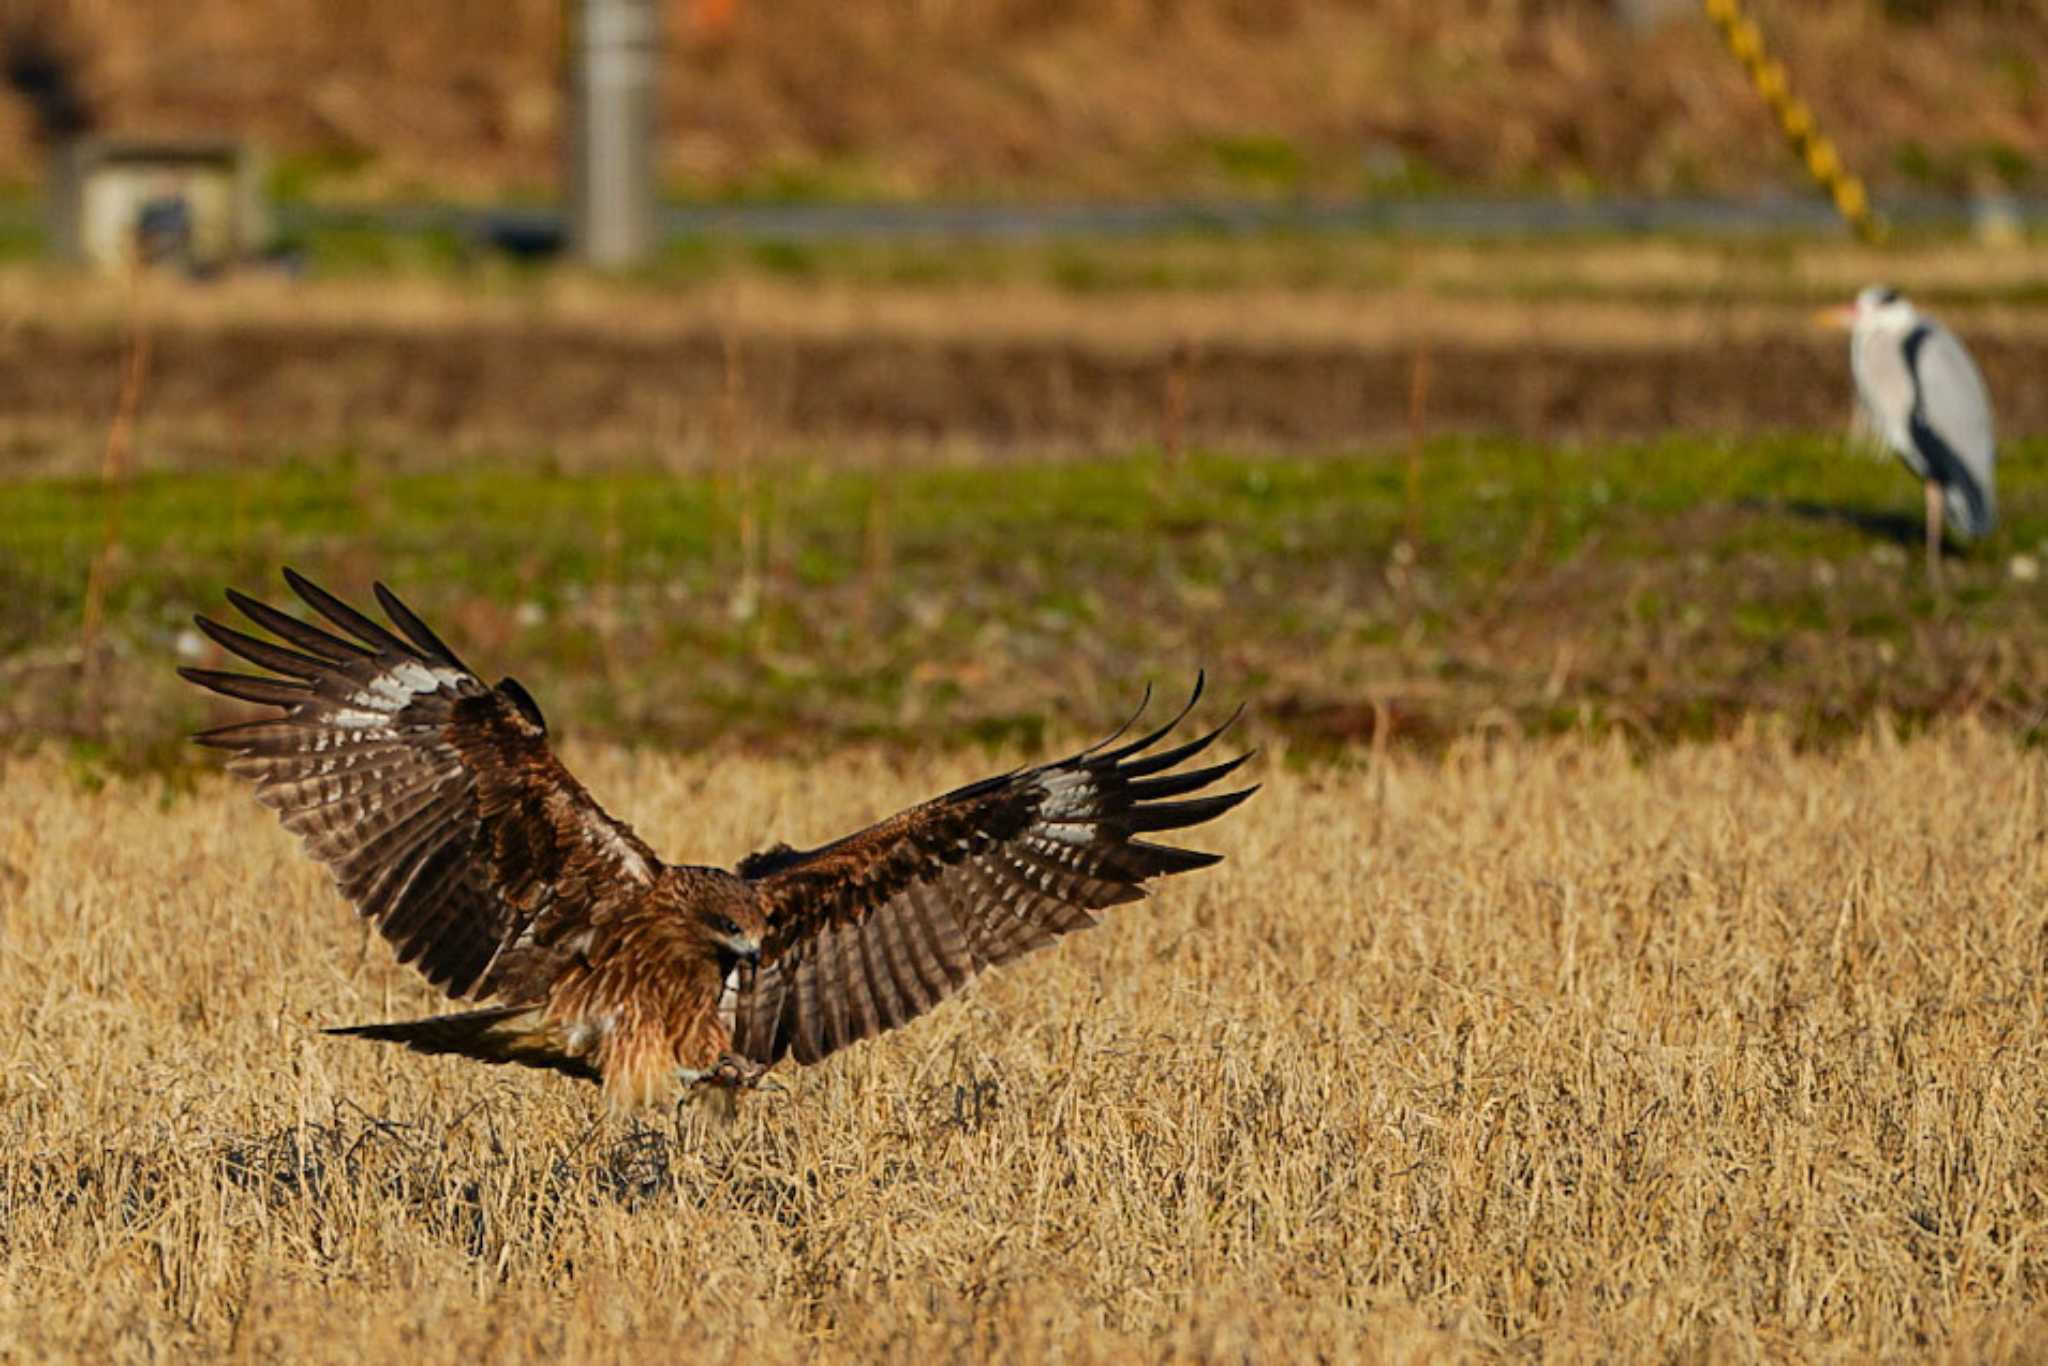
(730, 680, 1254, 1067)
(179, 569, 660, 1002)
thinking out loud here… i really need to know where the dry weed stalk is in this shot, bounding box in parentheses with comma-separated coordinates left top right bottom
(75, 266, 152, 739)
(855, 451, 894, 644)
(715, 319, 765, 628)
(1388, 340, 1430, 626)
(1403, 340, 1429, 552)
(597, 483, 627, 692)
(1161, 338, 1192, 471)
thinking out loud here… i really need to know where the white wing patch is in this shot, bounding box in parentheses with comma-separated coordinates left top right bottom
(1036, 772, 1098, 818)
(352, 662, 463, 712)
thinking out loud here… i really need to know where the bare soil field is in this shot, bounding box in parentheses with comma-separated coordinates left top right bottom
(3, 725, 2046, 1359)
(0, 314, 1937, 468)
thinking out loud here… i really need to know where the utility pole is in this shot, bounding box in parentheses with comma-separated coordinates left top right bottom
(567, 0, 660, 267)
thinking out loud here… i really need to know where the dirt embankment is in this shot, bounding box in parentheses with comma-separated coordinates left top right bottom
(0, 2, 2038, 200)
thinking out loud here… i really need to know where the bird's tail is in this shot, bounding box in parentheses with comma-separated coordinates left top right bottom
(326, 1005, 598, 1083)
(1947, 479, 1996, 541)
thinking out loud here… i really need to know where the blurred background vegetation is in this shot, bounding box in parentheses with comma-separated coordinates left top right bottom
(3, 0, 2048, 767)
(0, 0, 2035, 206)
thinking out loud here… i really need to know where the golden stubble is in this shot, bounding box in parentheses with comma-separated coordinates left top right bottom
(2, 724, 2046, 1361)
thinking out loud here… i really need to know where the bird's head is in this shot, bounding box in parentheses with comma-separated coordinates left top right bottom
(1818, 284, 1915, 335)
(696, 896, 767, 963)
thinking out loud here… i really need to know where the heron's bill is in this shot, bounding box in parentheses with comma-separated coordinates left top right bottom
(1812, 304, 1856, 332)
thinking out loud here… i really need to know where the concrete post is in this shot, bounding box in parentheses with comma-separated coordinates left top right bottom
(1612, 0, 1692, 30)
(45, 136, 84, 264)
(567, 0, 660, 267)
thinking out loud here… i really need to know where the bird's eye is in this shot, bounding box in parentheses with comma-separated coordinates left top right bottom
(709, 913, 741, 937)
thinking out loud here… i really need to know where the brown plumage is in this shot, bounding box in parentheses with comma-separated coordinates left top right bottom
(181, 570, 1256, 1112)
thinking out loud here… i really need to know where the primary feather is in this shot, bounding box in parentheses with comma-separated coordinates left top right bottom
(731, 681, 1256, 1066)
(183, 568, 658, 1003)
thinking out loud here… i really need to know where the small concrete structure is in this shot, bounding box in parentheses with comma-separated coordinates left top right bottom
(566, 0, 660, 267)
(47, 137, 266, 273)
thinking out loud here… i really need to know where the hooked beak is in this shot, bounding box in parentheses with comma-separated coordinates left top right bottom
(1812, 303, 1857, 332)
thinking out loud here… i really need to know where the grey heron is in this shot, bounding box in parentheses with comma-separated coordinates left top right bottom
(1822, 285, 1997, 583)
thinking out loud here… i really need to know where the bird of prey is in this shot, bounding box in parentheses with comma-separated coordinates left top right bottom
(1821, 284, 1997, 583)
(179, 571, 1255, 1113)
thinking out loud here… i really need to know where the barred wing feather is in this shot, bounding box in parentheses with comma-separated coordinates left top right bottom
(178, 570, 658, 1002)
(731, 680, 1254, 1066)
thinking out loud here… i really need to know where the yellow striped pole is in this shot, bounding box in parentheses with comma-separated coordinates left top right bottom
(1701, 0, 1883, 243)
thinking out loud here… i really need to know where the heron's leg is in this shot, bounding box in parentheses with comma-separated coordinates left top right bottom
(1924, 480, 1945, 588)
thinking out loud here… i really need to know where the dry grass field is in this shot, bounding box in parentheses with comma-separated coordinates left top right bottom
(5, 721, 2048, 1359)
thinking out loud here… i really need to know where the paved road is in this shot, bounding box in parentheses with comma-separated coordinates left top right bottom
(277, 192, 2043, 249)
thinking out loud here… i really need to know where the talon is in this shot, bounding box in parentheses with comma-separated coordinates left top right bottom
(705, 1052, 766, 1089)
